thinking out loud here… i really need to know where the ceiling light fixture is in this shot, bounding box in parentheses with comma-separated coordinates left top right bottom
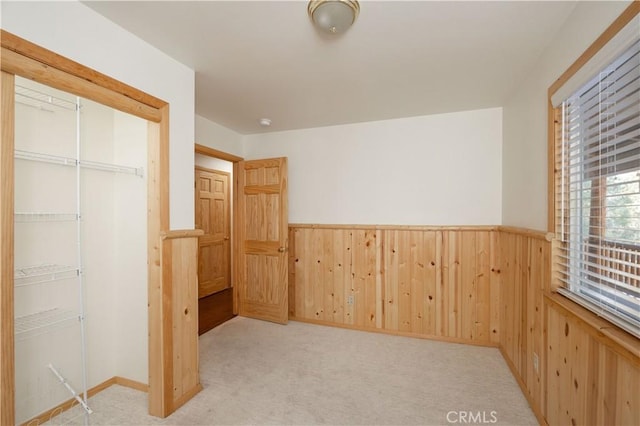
(308, 0, 360, 34)
(259, 118, 272, 127)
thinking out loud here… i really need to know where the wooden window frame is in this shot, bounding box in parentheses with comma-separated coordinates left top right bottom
(548, 2, 640, 232)
(547, 3, 640, 345)
(0, 30, 172, 423)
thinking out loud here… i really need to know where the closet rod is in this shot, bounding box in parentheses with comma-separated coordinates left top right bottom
(15, 149, 144, 177)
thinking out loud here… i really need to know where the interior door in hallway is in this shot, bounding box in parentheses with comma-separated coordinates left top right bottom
(237, 157, 288, 324)
(195, 167, 230, 298)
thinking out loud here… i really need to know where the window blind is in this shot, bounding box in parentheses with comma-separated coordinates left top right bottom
(555, 38, 640, 338)
(551, 14, 640, 107)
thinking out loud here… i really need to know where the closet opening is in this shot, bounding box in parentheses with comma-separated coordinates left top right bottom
(1, 30, 194, 425)
(12, 76, 148, 425)
(194, 144, 243, 334)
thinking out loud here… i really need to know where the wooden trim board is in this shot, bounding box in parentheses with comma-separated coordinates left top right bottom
(289, 223, 499, 231)
(0, 71, 15, 426)
(498, 226, 553, 241)
(195, 143, 243, 162)
(1, 30, 165, 109)
(291, 317, 499, 348)
(545, 292, 640, 366)
(162, 229, 205, 240)
(1, 47, 161, 122)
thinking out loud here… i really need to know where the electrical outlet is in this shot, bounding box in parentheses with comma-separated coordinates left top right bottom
(533, 352, 539, 373)
(347, 295, 354, 305)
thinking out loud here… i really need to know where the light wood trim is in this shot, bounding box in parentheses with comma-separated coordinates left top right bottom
(147, 107, 169, 417)
(195, 143, 243, 162)
(157, 106, 171, 417)
(171, 383, 203, 413)
(547, 99, 556, 234)
(161, 229, 205, 240)
(544, 292, 640, 366)
(114, 376, 149, 392)
(547, 2, 640, 98)
(160, 233, 174, 416)
(498, 226, 553, 241)
(1, 47, 162, 123)
(289, 223, 499, 231)
(291, 318, 499, 348)
(1, 30, 165, 109)
(499, 346, 548, 426)
(232, 161, 240, 315)
(0, 71, 15, 426)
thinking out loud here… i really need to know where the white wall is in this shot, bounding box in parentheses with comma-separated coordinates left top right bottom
(1, 0, 196, 230)
(112, 111, 148, 384)
(501, 0, 632, 231)
(196, 114, 244, 158)
(244, 108, 503, 225)
(195, 153, 233, 174)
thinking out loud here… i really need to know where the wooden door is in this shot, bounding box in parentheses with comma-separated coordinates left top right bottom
(195, 167, 230, 298)
(237, 158, 288, 324)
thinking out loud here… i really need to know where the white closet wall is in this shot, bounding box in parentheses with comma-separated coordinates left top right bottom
(112, 110, 148, 383)
(14, 77, 148, 423)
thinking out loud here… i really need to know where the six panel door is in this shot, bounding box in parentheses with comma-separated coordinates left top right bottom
(195, 167, 230, 298)
(237, 157, 289, 324)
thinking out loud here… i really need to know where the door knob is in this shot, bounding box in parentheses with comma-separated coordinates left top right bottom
(278, 247, 286, 253)
(224, 236, 230, 240)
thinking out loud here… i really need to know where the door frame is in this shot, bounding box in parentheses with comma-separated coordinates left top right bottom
(194, 143, 243, 314)
(195, 165, 231, 297)
(1, 31, 170, 423)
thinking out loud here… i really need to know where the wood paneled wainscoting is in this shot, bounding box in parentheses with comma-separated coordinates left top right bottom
(499, 228, 639, 425)
(288, 224, 640, 425)
(288, 225, 501, 346)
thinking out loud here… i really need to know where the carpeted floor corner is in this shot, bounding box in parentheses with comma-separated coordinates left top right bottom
(47, 317, 537, 425)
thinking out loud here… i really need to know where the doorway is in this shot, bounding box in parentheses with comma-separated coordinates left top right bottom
(194, 145, 241, 334)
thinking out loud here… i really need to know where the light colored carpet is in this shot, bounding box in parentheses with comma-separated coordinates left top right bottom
(48, 317, 537, 425)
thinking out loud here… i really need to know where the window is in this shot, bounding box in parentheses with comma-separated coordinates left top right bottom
(554, 35, 640, 338)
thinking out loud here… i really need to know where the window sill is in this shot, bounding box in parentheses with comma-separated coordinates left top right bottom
(544, 292, 640, 364)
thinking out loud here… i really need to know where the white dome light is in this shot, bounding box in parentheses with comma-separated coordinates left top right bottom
(308, 1, 360, 34)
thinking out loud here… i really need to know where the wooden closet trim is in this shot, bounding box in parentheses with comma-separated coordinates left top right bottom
(0, 31, 171, 422)
(0, 71, 16, 426)
(1, 30, 165, 110)
(1, 46, 161, 122)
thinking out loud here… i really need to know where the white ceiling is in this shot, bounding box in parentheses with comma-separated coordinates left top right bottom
(85, 1, 578, 134)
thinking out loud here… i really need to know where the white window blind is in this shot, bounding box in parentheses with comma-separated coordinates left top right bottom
(555, 37, 640, 338)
